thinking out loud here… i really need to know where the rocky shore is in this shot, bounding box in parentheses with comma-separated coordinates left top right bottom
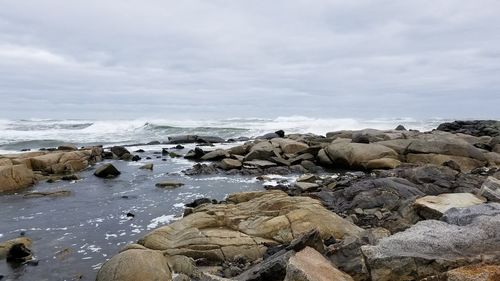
(1, 120, 500, 281)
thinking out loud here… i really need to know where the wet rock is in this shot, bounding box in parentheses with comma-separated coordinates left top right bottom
(284, 246, 354, 281)
(155, 181, 184, 188)
(361, 213, 500, 281)
(139, 163, 153, 170)
(96, 249, 172, 281)
(61, 174, 80, 181)
(294, 182, 319, 192)
(23, 190, 71, 198)
(183, 163, 219, 176)
(94, 164, 121, 178)
(436, 120, 500, 137)
(134, 149, 145, 153)
(219, 158, 242, 170)
(300, 160, 320, 173)
(185, 198, 217, 208)
(197, 136, 226, 144)
(184, 147, 206, 160)
(131, 155, 141, 161)
(414, 193, 487, 219)
(6, 243, 32, 263)
(478, 176, 500, 202)
(395, 125, 407, 131)
(0, 237, 32, 260)
(168, 135, 199, 144)
(110, 146, 130, 158)
(243, 160, 277, 169)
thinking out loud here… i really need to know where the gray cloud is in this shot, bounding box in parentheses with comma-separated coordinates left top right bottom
(0, 0, 499, 119)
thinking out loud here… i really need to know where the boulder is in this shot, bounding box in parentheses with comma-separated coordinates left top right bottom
(110, 146, 130, 158)
(0, 237, 32, 260)
(138, 191, 363, 264)
(478, 176, 500, 202)
(406, 137, 486, 161)
(219, 158, 242, 170)
(184, 147, 205, 160)
(271, 138, 309, 154)
(96, 249, 172, 281)
(441, 203, 500, 226)
(436, 120, 500, 137)
(201, 149, 230, 161)
(406, 153, 484, 173)
(168, 135, 199, 144)
(57, 144, 78, 151)
(197, 136, 225, 144)
(365, 158, 401, 170)
(243, 160, 277, 169)
(0, 164, 35, 193)
(414, 193, 487, 219)
(361, 213, 500, 281)
(94, 164, 121, 178)
(284, 247, 354, 281)
(395, 125, 407, 131)
(325, 142, 398, 169)
(244, 141, 278, 161)
(293, 182, 319, 192)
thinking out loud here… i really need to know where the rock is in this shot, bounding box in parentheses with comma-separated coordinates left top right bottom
(197, 136, 226, 144)
(441, 202, 500, 226)
(478, 176, 500, 202)
(317, 149, 333, 166)
(237, 248, 295, 281)
(185, 198, 217, 208)
(244, 141, 277, 161)
(0, 164, 35, 193)
(271, 138, 309, 154)
(294, 182, 319, 192)
(131, 155, 141, 161)
(139, 163, 154, 170)
(414, 193, 487, 219)
(365, 158, 401, 169)
(440, 264, 500, 281)
(138, 191, 363, 264)
(23, 190, 71, 198)
(406, 137, 486, 161)
(94, 164, 121, 178)
(243, 160, 277, 169)
(155, 181, 184, 188)
(436, 120, 500, 137)
(219, 158, 242, 170)
(201, 149, 230, 161)
(57, 144, 78, 151)
(301, 160, 319, 173)
(168, 135, 199, 144)
(6, 243, 32, 262)
(284, 247, 354, 281)
(395, 125, 407, 131)
(61, 174, 80, 181)
(296, 174, 319, 183)
(406, 153, 484, 173)
(184, 147, 205, 160)
(325, 142, 399, 169)
(361, 213, 500, 281)
(96, 249, 172, 281)
(351, 134, 370, 144)
(110, 146, 130, 158)
(0, 237, 32, 260)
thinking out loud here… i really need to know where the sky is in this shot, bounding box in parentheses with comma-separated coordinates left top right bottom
(0, 0, 499, 120)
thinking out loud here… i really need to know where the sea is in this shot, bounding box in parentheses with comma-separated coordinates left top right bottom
(0, 116, 448, 281)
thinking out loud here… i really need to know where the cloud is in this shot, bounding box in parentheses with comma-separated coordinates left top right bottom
(0, 0, 499, 119)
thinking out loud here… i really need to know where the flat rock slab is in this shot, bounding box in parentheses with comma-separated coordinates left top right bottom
(414, 193, 486, 219)
(243, 160, 277, 169)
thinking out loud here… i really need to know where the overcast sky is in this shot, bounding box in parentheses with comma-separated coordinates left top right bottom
(0, 0, 499, 120)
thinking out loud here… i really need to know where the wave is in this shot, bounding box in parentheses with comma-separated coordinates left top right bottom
(0, 116, 448, 152)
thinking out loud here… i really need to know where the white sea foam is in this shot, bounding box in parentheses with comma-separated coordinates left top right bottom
(147, 214, 176, 229)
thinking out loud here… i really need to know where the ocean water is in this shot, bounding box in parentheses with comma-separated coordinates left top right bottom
(0, 116, 447, 153)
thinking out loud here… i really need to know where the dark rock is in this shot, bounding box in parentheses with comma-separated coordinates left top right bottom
(185, 198, 217, 208)
(161, 148, 169, 156)
(351, 134, 370, 144)
(147, 141, 161, 145)
(126, 212, 135, 218)
(146, 157, 152, 160)
(168, 135, 199, 144)
(257, 132, 280, 140)
(155, 181, 184, 188)
(275, 130, 285, 138)
(442, 160, 461, 172)
(61, 174, 80, 181)
(131, 155, 141, 161)
(110, 146, 130, 158)
(58, 144, 78, 151)
(184, 147, 205, 160)
(436, 120, 500, 137)
(94, 164, 121, 178)
(26, 260, 39, 266)
(395, 125, 407, 131)
(120, 153, 133, 161)
(174, 145, 185, 149)
(183, 163, 219, 176)
(7, 243, 32, 263)
(102, 151, 114, 159)
(197, 136, 225, 144)
(301, 160, 319, 173)
(134, 149, 145, 153)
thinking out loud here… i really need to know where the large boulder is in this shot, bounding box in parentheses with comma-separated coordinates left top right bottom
(325, 143, 399, 169)
(110, 146, 130, 158)
(96, 249, 172, 281)
(271, 138, 309, 154)
(406, 153, 484, 173)
(0, 164, 35, 193)
(361, 213, 500, 281)
(284, 247, 354, 281)
(201, 149, 230, 161)
(94, 164, 121, 178)
(138, 191, 363, 264)
(244, 141, 278, 161)
(436, 120, 500, 137)
(219, 158, 242, 170)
